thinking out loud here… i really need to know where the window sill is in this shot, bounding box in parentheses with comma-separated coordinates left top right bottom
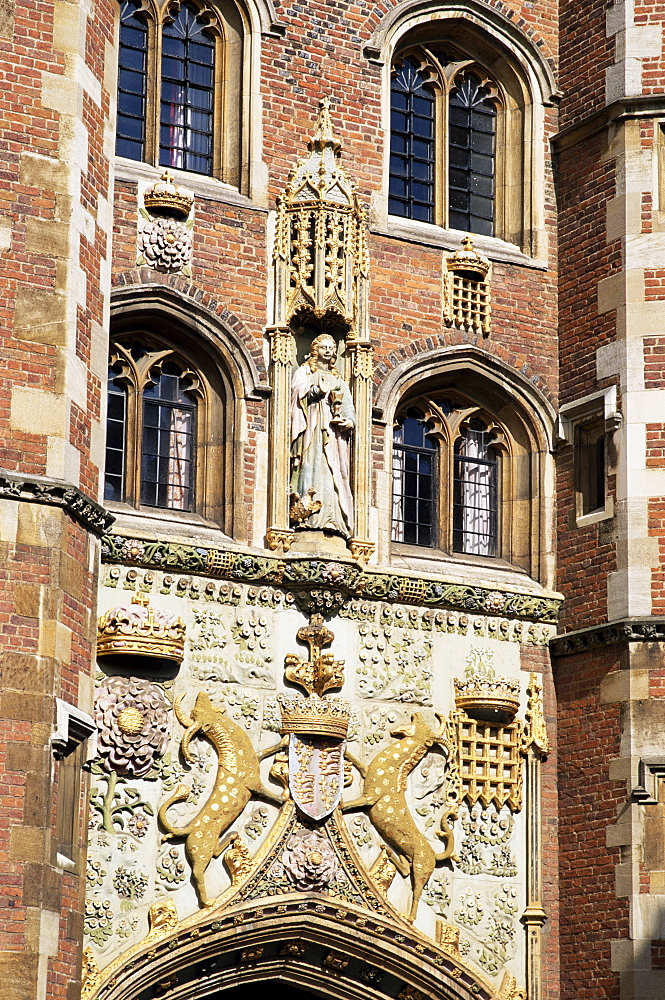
(114, 158, 268, 213)
(105, 502, 235, 548)
(390, 542, 545, 593)
(576, 499, 614, 528)
(374, 216, 548, 271)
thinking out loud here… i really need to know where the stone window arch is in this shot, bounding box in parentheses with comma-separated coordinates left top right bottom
(372, 2, 557, 257)
(104, 325, 233, 531)
(116, 0, 246, 186)
(382, 352, 555, 583)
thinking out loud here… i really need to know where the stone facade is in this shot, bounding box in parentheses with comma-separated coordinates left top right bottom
(0, 0, 665, 997)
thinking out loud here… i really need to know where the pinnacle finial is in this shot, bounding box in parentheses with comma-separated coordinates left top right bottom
(311, 97, 342, 153)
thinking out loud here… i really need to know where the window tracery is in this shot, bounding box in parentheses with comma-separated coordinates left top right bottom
(392, 397, 504, 558)
(115, 0, 244, 185)
(105, 339, 203, 513)
(387, 24, 536, 251)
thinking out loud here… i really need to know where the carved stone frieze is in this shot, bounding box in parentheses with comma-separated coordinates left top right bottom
(0, 470, 114, 534)
(102, 533, 562, 625)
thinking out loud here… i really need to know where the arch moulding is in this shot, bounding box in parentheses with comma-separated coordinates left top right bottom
(110, 281, 270, 402)
(85, 899, 502, 1000)
(373, 343, 557, 451)
(363, 0, 559, 103)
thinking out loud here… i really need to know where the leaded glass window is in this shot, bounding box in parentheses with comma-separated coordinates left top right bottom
(389, 58, 436, 223)
(141, 362, 196, 510)
(113, 0, 245, 186)
(392, 410, 436, 546)
(448, 73, 496, 236)
(453, 420, 497, 555)
(104, 371, 127, 502)
(389, 48, 498, 237)
(116, 0, 148, 161)
(160, 3, 215, 175)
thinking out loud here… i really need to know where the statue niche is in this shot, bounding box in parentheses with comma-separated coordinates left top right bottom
(290, 331, 355, 539)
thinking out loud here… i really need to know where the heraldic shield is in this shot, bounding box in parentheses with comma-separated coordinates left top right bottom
(287, 734, 345, 821)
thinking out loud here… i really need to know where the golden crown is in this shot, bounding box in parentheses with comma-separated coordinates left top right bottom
(143, 171, 194, 218)
(278, 694, 350, 739)
(97, 593, 186, 665)
(454, 674, 520, 724)
(446, 236, 490, 280)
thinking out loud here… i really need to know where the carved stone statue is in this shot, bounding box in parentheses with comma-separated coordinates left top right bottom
(290, 334, 355, 538)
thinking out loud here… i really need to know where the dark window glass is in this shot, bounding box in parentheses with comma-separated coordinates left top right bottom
(576, 423, 605, 515)
(453, 420, 497, 556)
(448, 73, 496, 236)
(160, 3, 215, 175)
(104, 371, 127, 502)
(116, 0, 148, 160)
(389, 58, 435, 222)
(392, 410, 436, 546)
(141, 362, 196, 510)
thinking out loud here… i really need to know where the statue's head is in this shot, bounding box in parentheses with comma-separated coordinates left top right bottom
(309, 334, 337, 368)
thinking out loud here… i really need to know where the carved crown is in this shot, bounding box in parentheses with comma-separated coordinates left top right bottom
(143, 171, 194, 218)
(97, 593, 186, 665)
(454, 673, 520, 724)
(446, 236, 490, 280)
(278, 694, 350, 739)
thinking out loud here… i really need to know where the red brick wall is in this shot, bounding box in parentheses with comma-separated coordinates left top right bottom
(555, 647, 628, 1000)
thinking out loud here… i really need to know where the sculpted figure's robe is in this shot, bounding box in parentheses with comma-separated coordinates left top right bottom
(290, 363, 355, 538)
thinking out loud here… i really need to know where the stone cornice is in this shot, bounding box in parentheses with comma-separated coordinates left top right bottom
(101, 532, 562, 623)
(550, 618, 665, 657)
(0, 471, 114, 536)
(552, 95, 665, 153)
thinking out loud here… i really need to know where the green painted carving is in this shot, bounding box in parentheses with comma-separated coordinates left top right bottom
(101, 533, 562, 623)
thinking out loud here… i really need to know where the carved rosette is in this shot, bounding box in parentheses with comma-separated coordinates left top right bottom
(138, 171, 194, 275)
(94, 676, 169, 777)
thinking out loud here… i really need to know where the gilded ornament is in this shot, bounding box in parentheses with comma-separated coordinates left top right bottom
(240, 946, 264, 963)
(158, 692, 284, 906)
(436, 921, 460, 954)
(453, 711, 523, 813)
(142, 170, 193, 218)
(323, 951, 349, 970)
(81, 948, 102, 1000)
(280, 940, 307, 957)
(523, 672, 550, 756)
(491, 972, 527, 1000)
(274, 99, 369, 330)
(97, 592, 186, 666)
(344, 713, 459, 921)
(443, 237, 491, 337)
(398, 987, 427, 1000)
(289, 487, 323, 526)
(223, 833, 254, 885)
(265, 527, 294, 552)
(284, 615, 344, 697)
(369, 845, 397, 895)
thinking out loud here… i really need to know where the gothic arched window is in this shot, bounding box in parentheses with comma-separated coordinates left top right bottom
(391, 398, 504, 558)
(115, 0, 244, 185)
(386, 20, 539, 251)
(390, 51, 498, 236)
(104, 339, 202, 513)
